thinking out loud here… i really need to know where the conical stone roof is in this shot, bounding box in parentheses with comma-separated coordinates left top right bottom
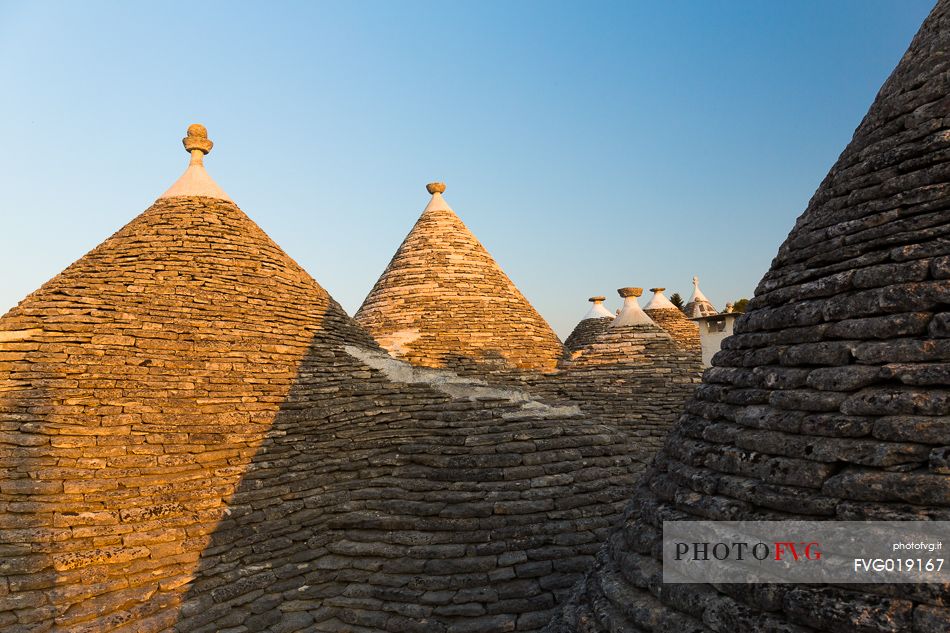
(554, 287, 703, 469)
(683, 275, 718, 318)
(548, 3, 950, 631)
(355, 183, 565, 374)
(563, 296, 615, 356)
(643, 286, 701, 351)
(562, 288, 676, 368)
(0, 128, 641, 632)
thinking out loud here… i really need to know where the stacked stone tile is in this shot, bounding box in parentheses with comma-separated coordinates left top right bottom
(643, 287, 701, 352)
(547, 2, 950, 631)
(551, 288, 703, 469)
(354, 209, 703, 475)
(355, 183, 565, 375)
(563, 296, 615, 358)
(0, 129, 644, 632)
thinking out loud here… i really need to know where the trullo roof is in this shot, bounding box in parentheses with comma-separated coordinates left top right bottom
(548, 3, 950, 631)
(643, 286, 701, 351)
(0, 126, 639, 633)
(355, 182, 565, 373)
(683, 275, 718, 318)
(554, 286, 704, 473)
(564, 295, 615, 354)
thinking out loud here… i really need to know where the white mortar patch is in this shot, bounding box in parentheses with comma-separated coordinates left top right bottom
(377, 328, 422, 357)
(343, 345, 580, 418)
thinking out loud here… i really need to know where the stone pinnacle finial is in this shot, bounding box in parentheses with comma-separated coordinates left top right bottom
(618, 287, 643, 298)
(159, 123, 231, 201)
(183, 124, 213, 155)
(588, 296, 606, 303)
(649, 287, 665, 293)
(693, 276, 699, 287)
(426, 182, 446, 195)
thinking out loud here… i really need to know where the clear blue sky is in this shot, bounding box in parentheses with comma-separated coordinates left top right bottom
(0, 1, 935, 338)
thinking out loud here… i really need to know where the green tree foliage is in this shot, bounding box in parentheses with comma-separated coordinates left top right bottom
(669, 292, 685, 311)
(732, 298, 750, 313)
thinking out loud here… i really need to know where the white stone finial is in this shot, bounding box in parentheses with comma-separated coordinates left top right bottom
(423, 180, 453, 213)
(159, 123, 232, 202)
(644, 287, 676, 310)
(688, 275, 710, 303)
(582, 295, 614, 320)
(610, 286, 654, 328)
(684, 275, 717, 318)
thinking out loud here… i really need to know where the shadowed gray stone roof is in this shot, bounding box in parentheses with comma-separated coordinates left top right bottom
(564, 297, 616, 355)
(563, 317, 614, 356)
(547, 2, 950, 631)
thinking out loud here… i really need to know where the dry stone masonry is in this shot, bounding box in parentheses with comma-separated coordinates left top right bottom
(0, 132, 643, 633)
(3, 3, 942, 628)
(548, 288, 703, 467)
(563, 297, 615, 359)
(643, 287, 701, 352)
(355, 184, 565, 375)
(353, 200, 704, 478)
(547, 2, 950, 631)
